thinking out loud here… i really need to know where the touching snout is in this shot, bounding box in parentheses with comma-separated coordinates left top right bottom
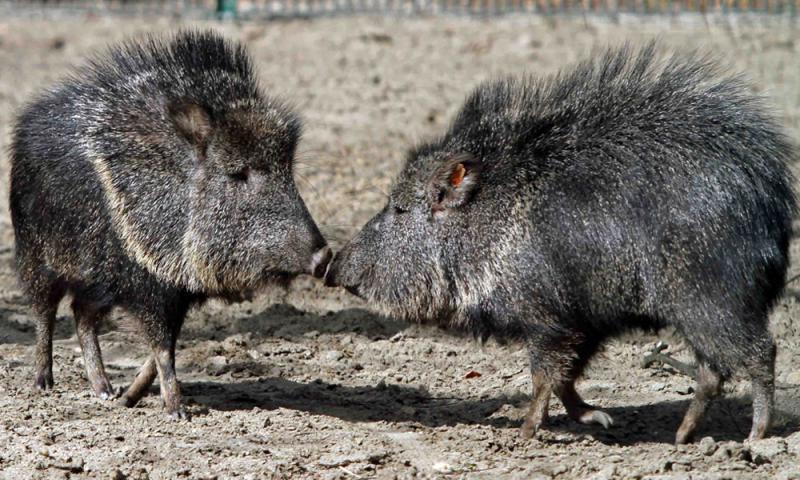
(323, 252, 340, 287)
(308, 245, 332, 278)
(323, 251, 361, 296)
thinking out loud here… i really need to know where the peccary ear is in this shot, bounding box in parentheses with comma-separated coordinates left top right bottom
(168, 101, 212, 156)
(431, 153, 481, 212)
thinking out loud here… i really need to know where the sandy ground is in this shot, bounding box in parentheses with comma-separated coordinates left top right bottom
(2, 12, 800, 480)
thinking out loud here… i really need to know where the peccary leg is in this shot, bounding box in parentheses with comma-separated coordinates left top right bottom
(675, 363, 722, 444)
(72, 300, 114, 400)
(554, 381, 614, 429)
(32, 280, 65, 391)
(118, 356, 157, 408)
(750, 377, 774, 441)
(33, 307, 57, 391)
(128, 299, 189, 418)
(153, 339, 186, 420)
(521, 335, 612, 438)
(553, 338, 613, 429)
(520, 370, 551, 438)
(747, 342, 776, 441)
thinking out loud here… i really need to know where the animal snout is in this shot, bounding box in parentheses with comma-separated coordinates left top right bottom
(323, 253, 361, 296)
(343, 284, 361, 296)
(308, 246, 332, 278)
(323, 252, 341, 287)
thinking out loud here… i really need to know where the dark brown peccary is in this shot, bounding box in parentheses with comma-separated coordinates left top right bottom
(10, 31, 331, 419)
(326, 44, 796, 443)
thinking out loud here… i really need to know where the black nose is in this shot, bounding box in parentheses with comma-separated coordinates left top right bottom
(344, 285, 360, 296)
(324, 258, 363, 297)
(324, 256, 339, 287)
(309, 246, 332, 278)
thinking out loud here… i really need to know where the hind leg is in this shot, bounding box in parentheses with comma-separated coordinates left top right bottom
(677, 309, 774, 443)
(33, 307, 57, 390)
(72, 298, 115, 400)
(747, 340, 775, 441)
(675, 362, 722, 444)
(30, 278, 65, 391)
(118, 356, 157, 408)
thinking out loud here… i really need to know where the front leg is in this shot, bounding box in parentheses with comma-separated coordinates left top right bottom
(72, 299, 115, 400)
(153, 340, 187, 420)
(521, 334, 610, 438)
(127, 300, 190, 419)
(520, 370, 551, 438)
(554, 381, 613, 429)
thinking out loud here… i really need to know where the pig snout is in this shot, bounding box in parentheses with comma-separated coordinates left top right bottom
(308, 245, 332, 278)
(323, 250, 362, 296)
(323, 252, 342, 287)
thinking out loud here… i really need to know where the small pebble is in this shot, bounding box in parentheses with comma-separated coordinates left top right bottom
(785, 371, 800, 384)
(322, 350, 344, 362)
(748, 437, 787, 464)
(588, 465, 616, 480)
(208, 355, 227, 367)
(699, 436, 717, 456)
(432, 461, 454, 473)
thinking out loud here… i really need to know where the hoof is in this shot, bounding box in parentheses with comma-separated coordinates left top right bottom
(34, 372, 54, 391)
(117, 395, 138, 408)
(519, 420, 540, 439)
(747, 428, 768, 442)
(94, 382, 117, 401)
(582, 410, 614, 429)
(675, 430, 694, 445)
(166, 407, 190, 421)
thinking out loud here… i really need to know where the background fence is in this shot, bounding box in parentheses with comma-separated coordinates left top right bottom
(1, 0, 799, 19)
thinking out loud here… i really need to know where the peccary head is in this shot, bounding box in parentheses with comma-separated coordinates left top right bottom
(326, 143, 528, 325)
(84, 32, 329, 294)
(166, 99, 329, 293)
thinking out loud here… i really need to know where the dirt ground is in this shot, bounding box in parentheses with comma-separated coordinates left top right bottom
(2, 12, 800, 480)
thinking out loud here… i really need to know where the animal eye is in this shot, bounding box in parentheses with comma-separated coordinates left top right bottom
(393, 205, 408, 214)
(436, 189, 446, 204)
(228, 168, 249, 182)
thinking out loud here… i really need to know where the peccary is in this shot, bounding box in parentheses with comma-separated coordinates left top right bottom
(10, 31, 331, 418)
(326, 44, 796, 443)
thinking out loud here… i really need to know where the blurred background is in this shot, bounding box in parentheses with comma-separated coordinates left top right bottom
(3, 0, 800, 18)
(1, 2, 800, 478)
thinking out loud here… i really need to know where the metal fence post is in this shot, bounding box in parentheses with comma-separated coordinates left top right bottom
(217, 0, 238, 18)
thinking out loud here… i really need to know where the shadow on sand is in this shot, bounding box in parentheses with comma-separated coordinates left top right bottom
(181, 376, 800, 446)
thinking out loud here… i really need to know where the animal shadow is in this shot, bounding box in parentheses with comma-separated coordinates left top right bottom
(181, 376, 800, 445)
(182, 304, 407, 342)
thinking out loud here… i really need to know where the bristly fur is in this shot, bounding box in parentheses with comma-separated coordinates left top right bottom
(10, 30, 327, 416)
(90, 30, 255, 85)
(328, 42, 796, 442)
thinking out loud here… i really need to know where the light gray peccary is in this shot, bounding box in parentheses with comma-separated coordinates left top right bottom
(10, 31, 331, 419)
(326, 43, 797, 443)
